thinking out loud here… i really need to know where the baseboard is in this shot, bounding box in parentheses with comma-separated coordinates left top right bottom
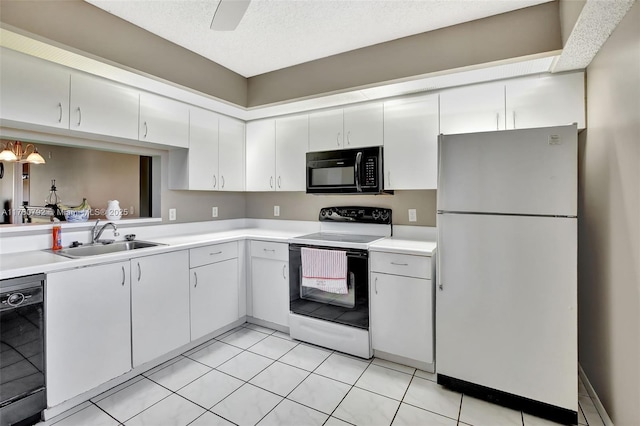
(578, 364, 614, 426)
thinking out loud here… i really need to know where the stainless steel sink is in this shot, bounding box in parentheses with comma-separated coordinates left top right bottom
(52, 241, 165, 259)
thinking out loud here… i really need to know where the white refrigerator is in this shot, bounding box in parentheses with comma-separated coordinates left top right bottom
(436, 125, 578, 422)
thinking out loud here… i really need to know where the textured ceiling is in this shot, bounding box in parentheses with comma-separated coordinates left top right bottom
(85, 0, 553, 77)
(554, 0, 636, 71)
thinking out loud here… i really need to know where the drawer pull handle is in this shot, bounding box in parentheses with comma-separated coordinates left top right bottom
(58, 102, 63, 123)
(375, 277, 378, 294)
(282, 264, 287, 279)
(143, 121, 148, 138)
(221, 175, 225, 189)
(209, 251, 222, 256)
(390, 262, 409, 266)
(137, 262, 141, 281)
(270, 176, 274, 188)
(213, 175, 217, 188)
(77, 107, 82, 126)
(121, 266, 125, 286)
(263, 249, 275, 253)
(194, 271, 198, 287)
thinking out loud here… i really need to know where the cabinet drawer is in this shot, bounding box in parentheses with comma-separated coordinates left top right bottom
(251, 240, 288, 261)
(190, 241, 238, 268)
(370, 252, 431, 279)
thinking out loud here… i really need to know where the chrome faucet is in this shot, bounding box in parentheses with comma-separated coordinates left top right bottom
(92, 219, 120, 244)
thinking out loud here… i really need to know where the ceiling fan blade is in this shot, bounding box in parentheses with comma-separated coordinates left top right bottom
(210, 0, 251, 31)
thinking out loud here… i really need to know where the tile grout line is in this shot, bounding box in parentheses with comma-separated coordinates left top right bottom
(322, 354, 379, 425)
(90, 400, 122, 425)
(246, 343, 338, 426)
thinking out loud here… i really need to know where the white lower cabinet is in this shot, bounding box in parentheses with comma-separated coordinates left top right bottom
(250, 241, 289, 327)
(189, 242, 239, 340)
(131, 251, 190, 367)
(46, 261, 131, 407)
(370, 251, 434, 368)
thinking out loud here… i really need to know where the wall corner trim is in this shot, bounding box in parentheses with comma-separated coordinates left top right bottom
(579, 364, 615, 426)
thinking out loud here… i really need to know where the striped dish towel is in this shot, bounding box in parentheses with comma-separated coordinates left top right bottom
(301, 247, 348, 294)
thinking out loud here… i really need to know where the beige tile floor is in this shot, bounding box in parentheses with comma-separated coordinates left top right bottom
(38, 323, 604, 426)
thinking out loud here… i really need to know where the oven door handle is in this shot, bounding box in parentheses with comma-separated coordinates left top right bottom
(355, 151, 362, 192)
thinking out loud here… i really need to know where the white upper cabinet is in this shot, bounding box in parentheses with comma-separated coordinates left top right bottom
(440, 81, 506, 134)
(246, 119, 276, 191)
(383, 95, 439, 190)
(139, 92, 189, 148)
(70, 73, 139, 140)
(275, 114, 308, 191)
(343, 103, 384, 149)
(309, 103, 383, 152)
(218, 115, 245, 191)
(309, 108, 343, 151)
(246, 115, 308, 192)
(506, 72, 585, 130)
(0, 48, 70, 129)
(170, 107, 219, 191)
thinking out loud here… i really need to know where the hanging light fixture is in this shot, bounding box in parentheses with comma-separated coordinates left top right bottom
(0, 141, 46, 164)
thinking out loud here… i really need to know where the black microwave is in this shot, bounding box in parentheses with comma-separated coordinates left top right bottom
(306, 147, 390, 194)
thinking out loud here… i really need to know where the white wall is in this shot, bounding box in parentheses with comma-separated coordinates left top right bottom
(578, 2, 640, 424)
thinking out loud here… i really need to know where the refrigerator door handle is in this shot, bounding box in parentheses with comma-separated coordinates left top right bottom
(437, 225, 443, 291)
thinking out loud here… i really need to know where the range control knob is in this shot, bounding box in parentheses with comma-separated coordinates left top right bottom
(380, 210, 390, 221)
(320, 209, 326, 217)
(372, 210, 381, 220)
(328, 210, 333, 216)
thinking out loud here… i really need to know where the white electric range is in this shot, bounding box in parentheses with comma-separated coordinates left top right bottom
(287, 206, 392, 358)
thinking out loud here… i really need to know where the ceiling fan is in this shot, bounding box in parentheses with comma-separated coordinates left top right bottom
(210, 0, 251, 31)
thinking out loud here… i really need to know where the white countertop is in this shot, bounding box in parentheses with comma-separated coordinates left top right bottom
(0, 228, 302, 280)
(0, 226, 435, 280)
(369, 237, 437, 256)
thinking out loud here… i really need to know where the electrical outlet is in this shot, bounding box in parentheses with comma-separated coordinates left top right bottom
(408, 209, 417, 222)
(169, 208, 177, 221)
(130, 206, 135, 215)
(274, 205, 280, 217)
(212, 207, 218, 218)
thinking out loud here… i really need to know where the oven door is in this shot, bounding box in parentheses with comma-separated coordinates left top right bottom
(289, 244, 369, 329)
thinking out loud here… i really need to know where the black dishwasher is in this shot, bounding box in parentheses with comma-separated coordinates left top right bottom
(1, 274, 46, 426)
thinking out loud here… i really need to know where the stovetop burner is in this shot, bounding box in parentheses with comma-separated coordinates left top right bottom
(294, 232, 384, 244)
(289, 206, 393, 250)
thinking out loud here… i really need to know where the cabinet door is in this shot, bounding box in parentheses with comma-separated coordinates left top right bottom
(46, 262, 131, 406)
(191, 258, 239, 340)
(383, 95, 439, 190)
(139, 92, 189, 148)
(506, 72, 585, 130)
(440, 82, 506, 134)
(251, 258, 289, 327)
(309, 109, 343, 151)
(0, 48, 70, 129)
(246, 119, 276, 191)
(131, 251, 190, 367)
(189, 107, 219, 190)
(70, 73, 139, 140)
(343, 103, 383, 148)
(275, 114, 308, 191)
(370, 272, 433, 364)
(218, 116, 245, 191)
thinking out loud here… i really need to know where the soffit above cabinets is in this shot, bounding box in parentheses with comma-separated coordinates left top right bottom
(84, 0, 553, 78)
